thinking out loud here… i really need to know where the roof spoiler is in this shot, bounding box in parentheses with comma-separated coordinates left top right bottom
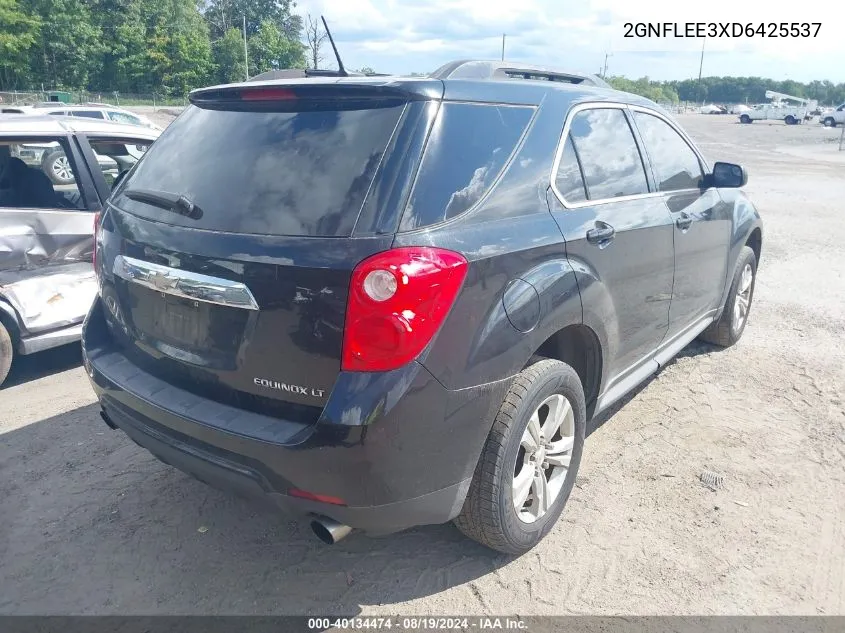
(429, 60, 611, 89)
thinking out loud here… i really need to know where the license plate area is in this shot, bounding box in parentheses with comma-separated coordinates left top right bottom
(124, 282, 250, 360)
(158, 295, 205, 348)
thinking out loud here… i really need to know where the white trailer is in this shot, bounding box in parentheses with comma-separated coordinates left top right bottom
(738, 90, 817, 125)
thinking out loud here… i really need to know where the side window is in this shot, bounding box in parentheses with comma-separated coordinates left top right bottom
(633, 111, 703, 191)
(554, 135, 587, 202)
(47, 110, 67, 116)
(0, 139, 85, 210)
(72, 110, 105, 119)
(568, 108, 649, 200)
(400, 102, 535, 230)
(107, 111, 141, 126)
(88, 138, 152, 189)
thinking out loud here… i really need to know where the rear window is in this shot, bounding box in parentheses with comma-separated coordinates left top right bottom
(114, 104, 404, 236)
(399, 102, 534, 231)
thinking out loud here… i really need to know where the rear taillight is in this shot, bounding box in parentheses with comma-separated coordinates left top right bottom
(93, 211, 101, 271)
(342, 247, 468, 372)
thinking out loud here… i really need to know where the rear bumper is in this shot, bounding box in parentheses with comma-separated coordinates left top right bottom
(83, 299, 511, 534)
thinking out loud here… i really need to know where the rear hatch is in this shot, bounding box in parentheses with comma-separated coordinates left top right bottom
(98, 80, 441, 423)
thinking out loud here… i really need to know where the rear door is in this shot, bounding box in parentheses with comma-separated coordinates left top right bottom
(629, 108, 729, 340)
(98, 84, 436, 422)
(549, 104, 674, 391)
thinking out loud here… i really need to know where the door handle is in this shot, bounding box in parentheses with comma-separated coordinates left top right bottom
(586, 223, 615, 245)
(676, 213, 693, 231)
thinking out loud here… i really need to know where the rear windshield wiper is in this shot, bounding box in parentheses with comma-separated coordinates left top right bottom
(123, 188, 203, 220)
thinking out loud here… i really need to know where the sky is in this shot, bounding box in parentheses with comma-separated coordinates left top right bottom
(295, 0, 845, 83)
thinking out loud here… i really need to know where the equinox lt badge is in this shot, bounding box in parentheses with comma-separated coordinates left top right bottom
(253, 377, 325, 398)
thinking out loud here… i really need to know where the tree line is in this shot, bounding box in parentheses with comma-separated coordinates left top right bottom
(608, 75, 845, 106)
(0, 0, 309, 95)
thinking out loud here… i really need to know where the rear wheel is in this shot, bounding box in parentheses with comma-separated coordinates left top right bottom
(740, 114, 751, 124)
(454, 359, 586, 555)
(42, 150, 74, 185)
(785, 115, 797, 125)
(0, 321, 13, 387)
(699, 246, 757, 347)
(823, 117, 836, 128)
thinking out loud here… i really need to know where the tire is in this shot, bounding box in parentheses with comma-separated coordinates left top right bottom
(823, 117, 836, 128)
(454, 359, 586, 555)
(0, 320, 13, 387)
(42, 150, 74, 185)
(699, 245, 757, 347)
(740, 114, 751, 124)
(785, 115, 796, 125)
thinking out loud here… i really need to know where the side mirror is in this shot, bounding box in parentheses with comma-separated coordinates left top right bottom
(712, 162, 748, 188)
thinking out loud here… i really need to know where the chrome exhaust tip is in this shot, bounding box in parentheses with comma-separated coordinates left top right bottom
(310, 516, 352, 544)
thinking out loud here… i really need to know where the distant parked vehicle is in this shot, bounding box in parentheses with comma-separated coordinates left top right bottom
(820, 103, 845, 128)
(28, 103, 161, 131)
(739, 90, 816, 125)
(0, 115, 159, 386)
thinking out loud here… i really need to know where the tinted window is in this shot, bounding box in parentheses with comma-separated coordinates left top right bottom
(400, 102, 534, 230)
(554, 135, 587, 202)
(633, 112, 703, 191)
(569, 108, 648, 200)
(72, 110, 105, 119)
(115, 104, 404, 236)
(89, 138, 152, 189)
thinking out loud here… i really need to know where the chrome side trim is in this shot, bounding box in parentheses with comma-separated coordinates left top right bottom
(549, 101, 711, 210)
(113, 255, 259, 311)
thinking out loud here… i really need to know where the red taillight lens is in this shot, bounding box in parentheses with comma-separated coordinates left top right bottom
(240, 87, 297, 101)
(93, 211, 101, 271)
(342, 247, 468, 372)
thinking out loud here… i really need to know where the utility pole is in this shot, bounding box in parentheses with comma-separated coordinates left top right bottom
(697, 38, 705, 104)
(243, 15, 249, 81)
(501, 33, 506, 61)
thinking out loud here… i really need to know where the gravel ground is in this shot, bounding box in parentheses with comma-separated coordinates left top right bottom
(0, 114, 843, 616)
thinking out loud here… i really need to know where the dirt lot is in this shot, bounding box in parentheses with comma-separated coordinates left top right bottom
(0, 114, 843, 616)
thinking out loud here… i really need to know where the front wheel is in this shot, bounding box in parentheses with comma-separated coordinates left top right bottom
(699, 245, 757, 347)
(0, 321, 13, 387)
(740, 114, 751, 124)
(785, 115, 796, 125)
(454, 359, 586, 555)
(823, 117, 836, 128)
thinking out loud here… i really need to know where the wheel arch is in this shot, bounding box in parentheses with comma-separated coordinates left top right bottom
(0, 300, 21, 341)
(527, 323, 603, 418)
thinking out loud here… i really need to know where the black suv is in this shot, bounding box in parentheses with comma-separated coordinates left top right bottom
(82, 61, 762, 555)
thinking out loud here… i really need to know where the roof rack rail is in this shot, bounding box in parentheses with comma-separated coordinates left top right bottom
(429, 60, 611, 89)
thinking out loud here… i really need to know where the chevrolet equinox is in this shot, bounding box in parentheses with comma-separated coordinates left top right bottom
(82, 61, 763, 554)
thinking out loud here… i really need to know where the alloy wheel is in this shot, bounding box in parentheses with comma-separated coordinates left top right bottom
(733, 263, 753, 332)
(512, 394, 575, 523)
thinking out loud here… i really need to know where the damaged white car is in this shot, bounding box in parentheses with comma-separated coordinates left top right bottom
(0, 115, 159, 385)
